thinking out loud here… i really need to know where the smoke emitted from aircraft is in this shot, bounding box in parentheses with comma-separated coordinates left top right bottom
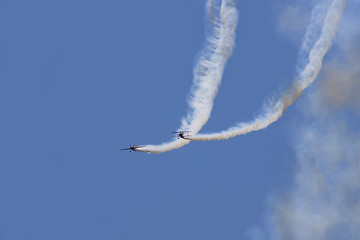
(186, 0, 348, 142)
(137, 0, 238, 153)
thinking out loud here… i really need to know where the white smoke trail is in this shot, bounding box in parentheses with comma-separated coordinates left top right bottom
(137, 0, 238, 153)
(187, 0, 348, 142)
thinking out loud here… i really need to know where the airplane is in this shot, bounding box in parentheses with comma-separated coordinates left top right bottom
(172, 131, 191, 139)
(119, 145, 144, 152)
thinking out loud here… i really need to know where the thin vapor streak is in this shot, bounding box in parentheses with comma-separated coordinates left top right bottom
(187, 0, 348, 141)
(137, 0, 238, 153)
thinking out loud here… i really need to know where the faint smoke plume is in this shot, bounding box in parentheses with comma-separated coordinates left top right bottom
(277, 4, 310, 44)
(273, 121, 360, 240)
(319, 53, 360, 113)
(271, 83, 360, 240)
(259, 1, 360, 239)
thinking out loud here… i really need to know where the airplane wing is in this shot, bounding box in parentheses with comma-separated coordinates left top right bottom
(119, 148, 131, 151)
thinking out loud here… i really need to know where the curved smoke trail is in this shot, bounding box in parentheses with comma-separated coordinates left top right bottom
(137, 0, 238, 153)
(187, 0, 348, 142)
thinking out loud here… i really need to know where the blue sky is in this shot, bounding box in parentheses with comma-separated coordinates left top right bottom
(1, 0, 358, 239)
